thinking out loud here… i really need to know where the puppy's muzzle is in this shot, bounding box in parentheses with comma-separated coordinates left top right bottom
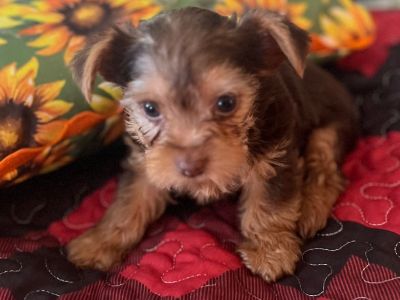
(175, 150, 208, 178)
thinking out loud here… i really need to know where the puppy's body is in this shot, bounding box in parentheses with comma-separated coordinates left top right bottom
(67, 7, 358, 281)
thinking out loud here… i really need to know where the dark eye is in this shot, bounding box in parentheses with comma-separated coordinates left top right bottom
(215, 94, 237, 115)
(142, 101, 160, 118)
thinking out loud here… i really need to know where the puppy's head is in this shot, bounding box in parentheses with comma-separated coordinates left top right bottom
(71, 7, 309, 201)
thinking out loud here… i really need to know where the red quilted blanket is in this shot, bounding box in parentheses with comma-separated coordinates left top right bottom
(1, 11, 400, 300)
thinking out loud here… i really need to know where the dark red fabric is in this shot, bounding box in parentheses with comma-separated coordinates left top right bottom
(39, 131, 400, 298)
(47, 179, 117, 245)
(0, 234, 55, 259)
(45, 186, 244, 297)
(60, 268, 312, 300)
(120, 221, 242, 297)
(324, 256, 400, 299)
(0, 289, 13, 300)
(339, 11, 400, 77)
(334, 131, 400, 234)
(1, 145, 400, 299)
(2, 10, 400, 300)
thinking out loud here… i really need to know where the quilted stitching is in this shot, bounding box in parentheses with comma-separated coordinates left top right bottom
(1, 9, 400, 299)
(47, 179, 117, 245)
(324, 256, 400, 299)
(120, 222, 242, 297)
(335, 132, 400, 234)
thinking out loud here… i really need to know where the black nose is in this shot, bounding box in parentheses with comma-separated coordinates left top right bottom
(175, 155, 207, 178)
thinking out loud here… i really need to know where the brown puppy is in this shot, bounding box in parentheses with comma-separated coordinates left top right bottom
(67, 7, 358, 282)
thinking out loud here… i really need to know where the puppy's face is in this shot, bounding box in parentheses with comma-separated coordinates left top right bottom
(123, 59, 257, 200)
(72, 8, 309, 201)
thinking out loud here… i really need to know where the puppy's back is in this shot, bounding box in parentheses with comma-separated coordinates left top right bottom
(280, 61, 359, 159)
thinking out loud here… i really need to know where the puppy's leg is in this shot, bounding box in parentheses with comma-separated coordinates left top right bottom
(67, 170, 169, 270)
(297, 126, 345, 239)
(238, 163, 302, 282)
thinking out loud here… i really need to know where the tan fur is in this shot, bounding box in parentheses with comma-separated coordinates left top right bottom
(198, 64, 259, 111)
(122, 64, 257, 202)
(252, 139, 290, 178)
(79, 31, 114, 101)
(67, 163, 170, 270)
(239, 10, 309, 77)
(145, 135, 249, 203)
(265, 22, 305, 77)
(67, 7, 357, 282)
(297, 126, 346, 239)
(239, 161, 303, 282)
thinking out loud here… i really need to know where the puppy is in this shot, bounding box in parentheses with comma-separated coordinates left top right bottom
(67, 7, 358, 282)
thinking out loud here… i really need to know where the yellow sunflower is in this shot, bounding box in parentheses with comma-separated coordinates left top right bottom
(91, 82, 124, 144)
(90, 81, 122, 116)
(19, 0, 161, 63)
(0, 57, 72, 160)
(0, 140, 74, 185)
(0, 0, 34, 45)
(215, 0, 311, 30)
(0, 76, 122, 184)
(311, 0, 375, 55)
(120, 0, 161, 26)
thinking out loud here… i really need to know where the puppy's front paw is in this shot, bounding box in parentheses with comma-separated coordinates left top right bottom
(67, 229, 123, 271)
(297, 210, 328, 240)
(238, 233, 301, 282)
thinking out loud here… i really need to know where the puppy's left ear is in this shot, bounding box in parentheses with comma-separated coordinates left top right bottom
(238, 10, 310, 77)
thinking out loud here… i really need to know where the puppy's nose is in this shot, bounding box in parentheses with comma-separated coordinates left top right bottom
(175, 154, 207, 178)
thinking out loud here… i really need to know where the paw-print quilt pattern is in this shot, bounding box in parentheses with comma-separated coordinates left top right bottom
(1, 10, 400, 300)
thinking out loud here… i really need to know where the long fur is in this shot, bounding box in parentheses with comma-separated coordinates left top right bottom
(67, 7, 358, 282)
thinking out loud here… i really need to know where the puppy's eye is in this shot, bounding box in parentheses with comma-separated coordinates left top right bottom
(215, 94, 237, 115)
(142, 101, 160, 118)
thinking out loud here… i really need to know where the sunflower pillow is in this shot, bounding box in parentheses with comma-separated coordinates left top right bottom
(0, 0, 374, 187)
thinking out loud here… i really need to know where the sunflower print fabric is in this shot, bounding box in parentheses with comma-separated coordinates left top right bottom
(0, 0, 375, 187)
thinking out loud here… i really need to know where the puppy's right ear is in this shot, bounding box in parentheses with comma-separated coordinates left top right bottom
(238, 10, 309, 77)
(70, 25, 136, 101)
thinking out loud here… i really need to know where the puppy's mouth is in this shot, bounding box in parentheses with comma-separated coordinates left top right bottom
(179, 172, 210, 185)
(145, 142, 248, 199)
(179, 167, 243, 194)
